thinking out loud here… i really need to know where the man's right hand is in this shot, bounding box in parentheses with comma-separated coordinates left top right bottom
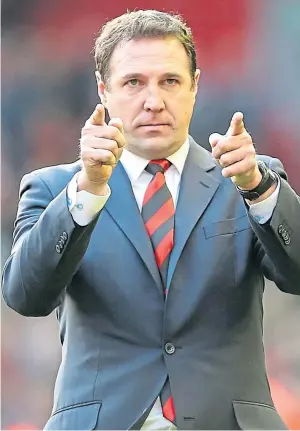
(78, 104, 125, 195)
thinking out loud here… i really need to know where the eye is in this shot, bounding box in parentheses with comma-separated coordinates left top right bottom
(126, 79, 139, 87)
(166, 78, 179, 85)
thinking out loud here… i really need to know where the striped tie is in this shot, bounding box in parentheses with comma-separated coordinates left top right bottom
(142, 159, 176, 424)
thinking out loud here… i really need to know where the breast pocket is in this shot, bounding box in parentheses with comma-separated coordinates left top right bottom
(44, 401, 102, 430)
(203, 215, 251, 239)
(200, 215, 253, 290)
(233, 400, 287, 430)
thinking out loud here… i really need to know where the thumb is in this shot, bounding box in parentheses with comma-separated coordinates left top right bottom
(209, 133, 223, 149)
(227, 112, 245, 136)
(108, 117, 124, 134)
(90, 104, 106, 126)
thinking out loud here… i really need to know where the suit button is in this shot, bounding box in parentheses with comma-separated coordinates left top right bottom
(62, 231, 68, 241)
(55, 244, 61, 253)
(278, 225, 283, 234)
(284, 237, 291, 245)
(58, 239, 64, 248)
(164, 342, 176, 355)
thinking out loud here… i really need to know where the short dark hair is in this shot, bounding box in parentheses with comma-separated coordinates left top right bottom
(94, 10, 197, 86)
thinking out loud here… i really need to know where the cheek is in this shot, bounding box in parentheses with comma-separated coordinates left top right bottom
(184, 96, 196, 121)
(171, 95, 195, 125)
(106, 96, 133, 121)
(108, 102, 142, 135)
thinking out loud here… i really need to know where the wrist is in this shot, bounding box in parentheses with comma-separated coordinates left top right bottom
(237, 167, 262, 191)
(236, 161, 278, 202)
(246, 182, 277, 205)
(77, 172, 108, 196)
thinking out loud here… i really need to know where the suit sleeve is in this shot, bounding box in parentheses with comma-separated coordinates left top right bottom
(249, 158, 300, 295)
(1, 172, 99, 316)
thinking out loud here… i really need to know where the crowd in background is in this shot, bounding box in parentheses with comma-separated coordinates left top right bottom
(1, 0, 300, 429)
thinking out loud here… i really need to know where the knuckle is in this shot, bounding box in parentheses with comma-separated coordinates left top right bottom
(110, 129, 125, 147)
(82, 125, 94, 135)
(211, 148, 218, 159)
(107, 125, 119, 138)
(109, 139, 119, 150)
(222, 167, 231, 178)
(103, 140, 119, 156)
(213, 144, 224, 159)
(81, 135, 97, 148)
(249, 146, 256, 157)
(219, 154, 229, 167)
(118, 137, 126, 147)
(239, 144, 249, 156)
(82, 146, 93, 157)
(103, 151, 116, 164)
(80, 135, 89, 147)
(217, 140, 227, 153)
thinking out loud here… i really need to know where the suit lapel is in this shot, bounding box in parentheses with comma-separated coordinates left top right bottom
(105, 163, 163, 291)
(167, 138, 220, 288)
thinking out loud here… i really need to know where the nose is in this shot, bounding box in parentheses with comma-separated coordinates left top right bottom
(143, 87, 165, 112)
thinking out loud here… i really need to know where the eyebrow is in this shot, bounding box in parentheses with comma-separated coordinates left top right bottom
(120, 72, 183, 81)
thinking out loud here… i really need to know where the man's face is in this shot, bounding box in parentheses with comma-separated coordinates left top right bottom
(98, 37, 200, 159)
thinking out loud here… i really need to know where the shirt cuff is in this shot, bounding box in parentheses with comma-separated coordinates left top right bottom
(248, 178, 280, 224)
(67, 173, 111, 226)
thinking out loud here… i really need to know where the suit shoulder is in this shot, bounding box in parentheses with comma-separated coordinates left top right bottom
(256, 154, 272, 165)
(22, 161, 81, 196)
(256, 154, 284, 166)
(256, 154, 286, 179)
(34, 160, 81, 177)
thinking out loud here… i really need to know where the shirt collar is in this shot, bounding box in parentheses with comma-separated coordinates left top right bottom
(120, 138, 190, 182)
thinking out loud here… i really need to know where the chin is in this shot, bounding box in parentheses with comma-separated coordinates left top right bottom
(135, 135, 178, 157)
(141, 139, 175, 158)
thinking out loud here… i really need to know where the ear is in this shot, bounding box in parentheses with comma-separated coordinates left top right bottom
(95, 71, 108, 108)
(193, 69, 201, 95)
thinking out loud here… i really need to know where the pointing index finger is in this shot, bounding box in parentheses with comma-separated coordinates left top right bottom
(89, 104, 106, 126)
(227, 112, 245, 136)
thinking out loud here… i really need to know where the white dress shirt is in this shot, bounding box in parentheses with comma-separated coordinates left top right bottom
(68, 142, 280, 226)
(67, 141, 280, 429)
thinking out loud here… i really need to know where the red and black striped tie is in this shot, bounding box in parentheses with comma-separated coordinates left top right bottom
(142, 159, 176, 424)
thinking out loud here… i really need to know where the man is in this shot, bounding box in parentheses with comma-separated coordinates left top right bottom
(2, 9, 300, 431)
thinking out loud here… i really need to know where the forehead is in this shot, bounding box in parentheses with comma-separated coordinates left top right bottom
(109, 37, 191, 78)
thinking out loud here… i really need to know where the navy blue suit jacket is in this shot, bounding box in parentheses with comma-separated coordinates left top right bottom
(2, 138, 300, 430)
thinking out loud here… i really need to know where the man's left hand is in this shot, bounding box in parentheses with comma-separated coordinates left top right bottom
(209, 112, 262, 190)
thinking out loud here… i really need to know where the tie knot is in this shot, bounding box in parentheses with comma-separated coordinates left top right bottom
(146, 159, 171, 175)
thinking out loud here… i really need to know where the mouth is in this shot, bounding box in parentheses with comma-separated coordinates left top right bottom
(138, 123, 171, 128)
(135, 124, 172, 137)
